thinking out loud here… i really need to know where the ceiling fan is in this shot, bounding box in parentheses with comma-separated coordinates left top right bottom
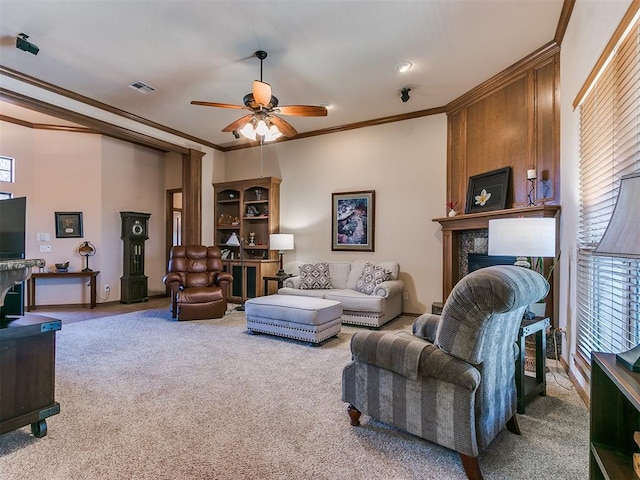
(191, 50, 328, 141)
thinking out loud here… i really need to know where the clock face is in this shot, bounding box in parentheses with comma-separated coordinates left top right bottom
(132, 221, 144, 236)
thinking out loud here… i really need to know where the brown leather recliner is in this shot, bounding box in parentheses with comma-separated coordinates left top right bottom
(163, 245, 233, 321)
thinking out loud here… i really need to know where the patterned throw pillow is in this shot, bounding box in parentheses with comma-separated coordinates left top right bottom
(355, 263, 391, 295)
(299, 262, 333, 290)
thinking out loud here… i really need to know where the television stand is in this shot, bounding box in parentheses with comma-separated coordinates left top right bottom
(0, 314, 61, 437)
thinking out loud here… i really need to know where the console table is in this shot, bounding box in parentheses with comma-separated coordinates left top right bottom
(27, 271, 100, 311)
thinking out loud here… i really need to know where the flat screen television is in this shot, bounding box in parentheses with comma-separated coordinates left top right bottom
(0, 196, 26, 318)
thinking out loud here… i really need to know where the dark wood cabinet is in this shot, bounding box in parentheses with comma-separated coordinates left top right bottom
(0, 314, 61, 438)
(120, 211, 151, 304)
(590, 352, 640, 479)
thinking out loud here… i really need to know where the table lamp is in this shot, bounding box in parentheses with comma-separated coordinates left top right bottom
(269, 233, 294, 276)
(488, 217, 556, 268)
(593, 172, 640, 372)
(78, 241, 96, 272)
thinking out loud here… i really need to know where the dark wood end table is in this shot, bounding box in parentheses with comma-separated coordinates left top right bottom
(263, 273, 293, 295)
(515, 316, 550, 413)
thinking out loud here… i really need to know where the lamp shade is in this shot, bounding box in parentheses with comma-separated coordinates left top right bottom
(225, 232, 241, 247)
(594, 172, 640, 258)
(488, 218, 556, 258)
(269, 234, 294, 251)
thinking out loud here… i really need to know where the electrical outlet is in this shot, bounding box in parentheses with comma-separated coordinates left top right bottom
(39, 244, 52, 253)
(104, 284, 110, 291)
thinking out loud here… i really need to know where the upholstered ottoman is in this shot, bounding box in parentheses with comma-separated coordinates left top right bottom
(244, 295, 343, 345)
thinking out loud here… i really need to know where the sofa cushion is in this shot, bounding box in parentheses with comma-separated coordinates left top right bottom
(327, 262, 351, 289)
(347, 261, 399, 289)
(325, 289, 386, 313)
(299, 262, 333, 290)
(355, 262, 392, 295)
(278, 288, 330, 298)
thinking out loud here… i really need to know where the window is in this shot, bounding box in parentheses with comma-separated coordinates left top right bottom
(0, 156, 14, 183)
(576, 14, 640, 367)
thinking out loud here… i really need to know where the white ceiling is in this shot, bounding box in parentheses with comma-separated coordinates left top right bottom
(0, 0, 564, 149)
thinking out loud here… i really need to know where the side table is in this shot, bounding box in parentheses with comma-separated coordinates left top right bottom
(515, 316, 550, 414)
(263, 273, 293, 295)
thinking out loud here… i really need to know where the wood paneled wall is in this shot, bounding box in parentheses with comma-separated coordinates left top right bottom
(446, 43, 560, 212)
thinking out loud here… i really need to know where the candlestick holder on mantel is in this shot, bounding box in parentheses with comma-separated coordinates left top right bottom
(527, 169, 537, 206)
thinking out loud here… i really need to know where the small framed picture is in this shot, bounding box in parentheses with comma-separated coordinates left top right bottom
(465, 167, 511, 214)
(55, 212, 83, 238)
(332, 190, 375, 252)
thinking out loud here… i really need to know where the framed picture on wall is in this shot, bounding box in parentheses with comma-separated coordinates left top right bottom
(332, 190, 375, 251)
(55, 212, 83, 238)
(465, 167, 511, 214)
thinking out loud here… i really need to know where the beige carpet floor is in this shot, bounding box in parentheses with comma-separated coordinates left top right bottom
(0, 302, 588, 479)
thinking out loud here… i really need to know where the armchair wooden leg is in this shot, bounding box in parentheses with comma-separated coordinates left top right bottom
(459, 453, 484, 480)
(506, 414, 521, 435)
(347, 404, 361, 426)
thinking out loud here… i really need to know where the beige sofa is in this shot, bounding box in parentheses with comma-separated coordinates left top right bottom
(277, 261, 404, 328)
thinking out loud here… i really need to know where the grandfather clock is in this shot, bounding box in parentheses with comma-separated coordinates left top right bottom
(120, 211, 151, 304)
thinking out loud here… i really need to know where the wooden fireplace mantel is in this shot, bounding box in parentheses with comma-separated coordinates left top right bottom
(432, 205, 561, 322)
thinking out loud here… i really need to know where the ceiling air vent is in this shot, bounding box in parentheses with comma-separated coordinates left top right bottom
(128, 81, 156, 94)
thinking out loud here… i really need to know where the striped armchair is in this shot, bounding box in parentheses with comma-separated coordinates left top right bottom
(342, 265, 549, 480)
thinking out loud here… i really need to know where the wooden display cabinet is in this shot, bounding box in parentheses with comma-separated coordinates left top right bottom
(214, 177, 281, 303)
(589, 352, 640, 479)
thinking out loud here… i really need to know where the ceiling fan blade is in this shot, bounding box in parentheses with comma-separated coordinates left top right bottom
(270, 115, 298, 137)
(253, 80, 272, 107)
(191, 101, 246, 109)
(277, 105, 328, 117)
(221, 114, 254, 133)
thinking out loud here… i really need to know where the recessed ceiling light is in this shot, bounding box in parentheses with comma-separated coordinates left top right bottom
(395, 62, 413, 73)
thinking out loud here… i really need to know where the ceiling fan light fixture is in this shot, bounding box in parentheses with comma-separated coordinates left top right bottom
(265, 125, 282, 142)
(256, 119, 269, 136)
(395, 62, 412, 73)
(240, 122, 257, 141)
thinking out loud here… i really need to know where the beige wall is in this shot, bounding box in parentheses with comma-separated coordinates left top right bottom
(224, 115, 447, 314)
(0, 122, 169, 305)
(559, 0, 632, 392)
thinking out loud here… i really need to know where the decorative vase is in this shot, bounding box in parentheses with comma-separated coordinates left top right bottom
(448, 209, 457, 217)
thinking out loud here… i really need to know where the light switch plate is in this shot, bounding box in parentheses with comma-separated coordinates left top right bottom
(37, 232, 50, 242)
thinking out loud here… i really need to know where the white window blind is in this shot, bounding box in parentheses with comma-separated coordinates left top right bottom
(576, 18, 640, 366)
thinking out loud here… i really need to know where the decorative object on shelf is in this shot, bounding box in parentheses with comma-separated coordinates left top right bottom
(78, 241, 96, 272)
(446, 200, 458, 217)
(464, 167, 511, 214)
(218, 213, 233, 226)
(255, 189, 262, 201)
(54, 262, 69, 273)
(54, 212, 83, 238)
(246, 205, 260, 217)
(488, 217, 556, 320)
(593, 172, 640, 372)
(527, 169, 537, 206)
(225, 232, 245, 311)
(332, 190, 375, 252)
(270, 234, 294, 276)
(248, 232, 256, 246)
